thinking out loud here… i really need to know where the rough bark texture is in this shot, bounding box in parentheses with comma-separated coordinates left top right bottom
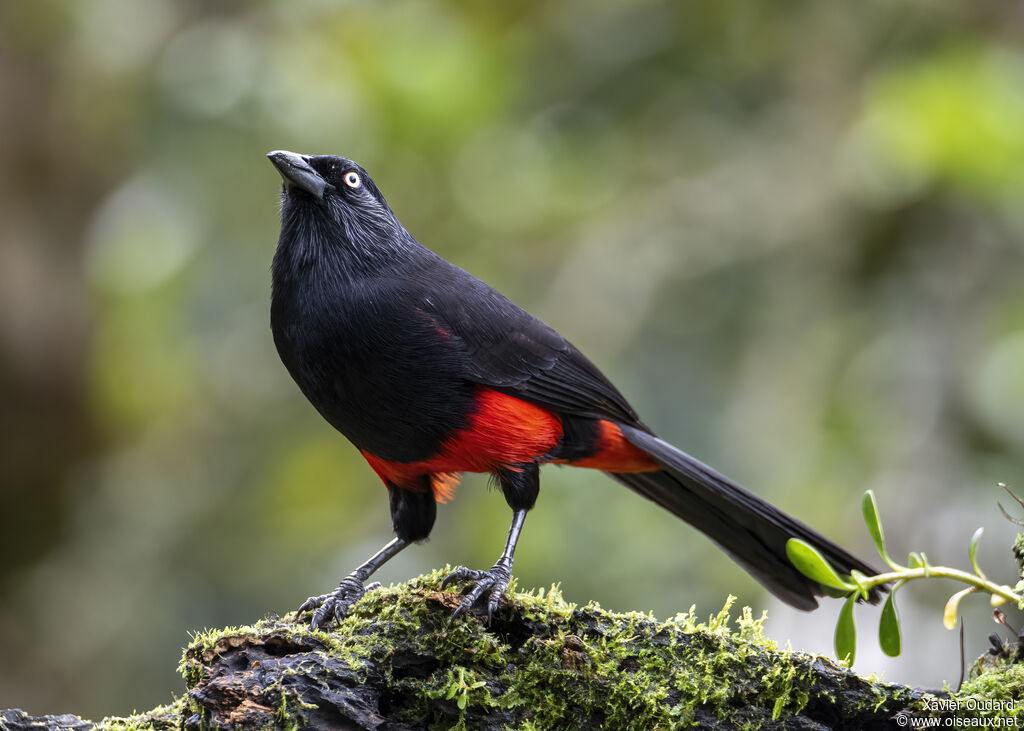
(3, 569, 1023, 730)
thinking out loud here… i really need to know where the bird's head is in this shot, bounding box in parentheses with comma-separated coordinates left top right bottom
(267, 150, 410, 268)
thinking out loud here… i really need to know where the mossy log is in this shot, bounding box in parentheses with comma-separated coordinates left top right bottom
(3, 569, 1023, 730)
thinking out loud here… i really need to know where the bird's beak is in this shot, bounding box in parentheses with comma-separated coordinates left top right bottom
(267, 150, 327, 200)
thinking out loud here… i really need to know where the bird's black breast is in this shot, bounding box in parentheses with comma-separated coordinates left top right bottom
(270, 270, 477, 463)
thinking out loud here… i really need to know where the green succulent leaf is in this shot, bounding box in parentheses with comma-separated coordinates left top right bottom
(835, 595, 857, 664)
(908, 552, 925, 570)
(861, 491, 893, 566)
(968, 527, 985, 580)
(786, 538, 857, 592)
(879, 591, 901, 657)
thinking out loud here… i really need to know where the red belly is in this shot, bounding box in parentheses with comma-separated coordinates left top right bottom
(361, 389, 658, 502)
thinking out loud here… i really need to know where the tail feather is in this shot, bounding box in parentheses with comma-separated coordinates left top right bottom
(613, 424, 884, 610)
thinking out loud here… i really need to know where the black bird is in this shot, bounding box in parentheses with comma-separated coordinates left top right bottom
(266, 150, 880, 628)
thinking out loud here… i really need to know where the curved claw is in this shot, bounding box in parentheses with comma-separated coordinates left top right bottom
(296, 575, 369, 629)
(443, 561, 513, 622)
(297, 593, 327, 615)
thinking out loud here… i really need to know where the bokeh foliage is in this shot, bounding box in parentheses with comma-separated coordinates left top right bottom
(1, 0, 1023, 719)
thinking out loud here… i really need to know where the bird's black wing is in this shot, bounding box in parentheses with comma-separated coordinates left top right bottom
(408, 256, 645, 428)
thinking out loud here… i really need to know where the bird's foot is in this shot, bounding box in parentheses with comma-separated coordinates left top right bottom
(296, 575, 381, 629)
(442, 559, 513, 621)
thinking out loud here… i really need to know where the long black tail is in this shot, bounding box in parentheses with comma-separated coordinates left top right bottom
(613, 424, 883, 610)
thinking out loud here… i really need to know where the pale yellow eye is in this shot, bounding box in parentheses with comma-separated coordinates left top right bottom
(344, 171, 361, 188)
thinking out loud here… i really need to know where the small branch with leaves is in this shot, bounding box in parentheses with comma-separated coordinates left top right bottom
(786, 487, 1024, 664)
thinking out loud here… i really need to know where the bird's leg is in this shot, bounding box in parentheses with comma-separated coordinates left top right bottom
(443, 462, 538, 620)
(297, 536, 408, 629)
(443, 509, 527, 620)
(299, 481, 436, 629)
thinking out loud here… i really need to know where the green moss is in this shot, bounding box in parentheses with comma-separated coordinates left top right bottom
(91, 698, 186, 730)
(955, 659, 1024, 720)
(178, 569, 924, 728)
(28, 564, 1024, 729)
(1013, 531, 1024, 600)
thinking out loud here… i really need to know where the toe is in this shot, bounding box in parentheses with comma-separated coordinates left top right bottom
(311, 601, 333, 630)
(442, 566, 490, 588)
(441, 567, 470, 588)
(297, 594, 325, 615)
(333, 601, 349, 624)
(450, 574, 497, 618)
(444, 563, 515, 621)
(486, 591, 503, 621)
(465, 579, 492, 605)
(453, 586, 486, 618)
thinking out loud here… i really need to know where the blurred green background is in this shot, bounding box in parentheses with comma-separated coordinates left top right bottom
(2, 0, 1024, 719)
